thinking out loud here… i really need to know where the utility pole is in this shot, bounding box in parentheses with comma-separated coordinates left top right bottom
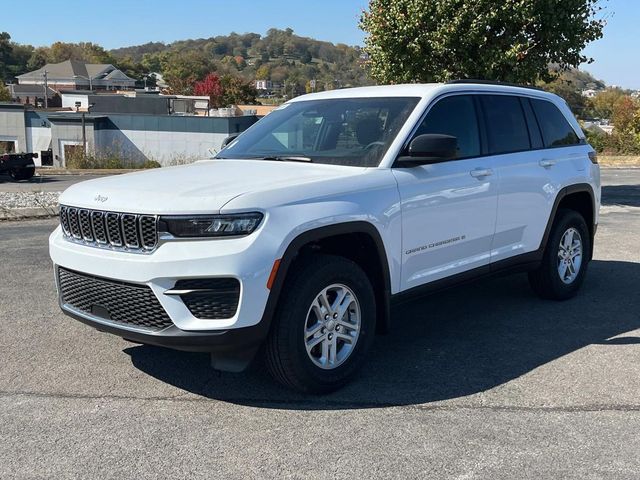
(81, 111, 86, 156)
(43, 70, 49, 109)
(81, 103, 95, 157)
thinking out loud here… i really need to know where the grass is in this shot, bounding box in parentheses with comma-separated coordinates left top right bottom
(598, 155, 640, 167)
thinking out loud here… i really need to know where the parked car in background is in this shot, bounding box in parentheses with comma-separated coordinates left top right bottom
(0, 152, 36, 180)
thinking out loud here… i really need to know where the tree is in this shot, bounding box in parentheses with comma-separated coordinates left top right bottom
(301, 50, 313, 64)
(0, 83, 11, 101)
(194, 73, 224, 107)
(612, 96, 640, 132)
(220, 74, 257, 106)
(359, 0, 606, 84)
(589, 88, 626, 119)
(160, 50, 212, 95)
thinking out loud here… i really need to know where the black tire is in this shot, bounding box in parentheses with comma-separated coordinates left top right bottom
(266, 254, 376, 394)
(10, 166, 35, 181)
(528, 208, 591, 300)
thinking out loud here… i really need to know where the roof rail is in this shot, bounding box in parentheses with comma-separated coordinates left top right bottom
(446, 79, 545, 92)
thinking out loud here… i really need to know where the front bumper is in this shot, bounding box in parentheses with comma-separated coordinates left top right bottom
(61, 302, 269, 355)
(49, 226, 275, 332)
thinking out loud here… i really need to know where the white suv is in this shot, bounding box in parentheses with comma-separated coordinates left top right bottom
(50, 82, 600, 393)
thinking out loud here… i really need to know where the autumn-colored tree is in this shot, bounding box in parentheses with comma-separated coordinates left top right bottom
(589, 88, 626, 119)
(220, 74, 257, 106)
(612, 96, 640, 132)
(255, 65, 270, 80)
(360, 0, 607, 84)
(194, 73, 224, 107)
(0, 83, 11, 101)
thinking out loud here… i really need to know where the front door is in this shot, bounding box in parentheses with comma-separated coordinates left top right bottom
(393, 94, 498, 292)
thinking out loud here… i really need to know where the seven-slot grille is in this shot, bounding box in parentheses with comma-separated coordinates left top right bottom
(60, 205, 157, 252)
(58, 267, 172, 331)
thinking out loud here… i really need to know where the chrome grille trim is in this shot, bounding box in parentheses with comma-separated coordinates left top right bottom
(59, 205, 158, 253)
(90, 211, 108, 244)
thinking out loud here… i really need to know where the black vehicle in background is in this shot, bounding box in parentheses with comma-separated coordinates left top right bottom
(0, 152, 37, 181)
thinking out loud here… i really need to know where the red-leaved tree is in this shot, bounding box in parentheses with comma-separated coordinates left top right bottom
(194, 73, 224, 108)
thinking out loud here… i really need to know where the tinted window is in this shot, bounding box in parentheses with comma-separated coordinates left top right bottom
(531, 99, 581, 147)
(521, 98, 544, 149)
(480, 95, 530, 154)
(217, 97, 420, 167)
(414, 95, 480, 159)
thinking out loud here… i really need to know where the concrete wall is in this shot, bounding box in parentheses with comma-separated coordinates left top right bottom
(50, 121, 95, 167)
(0, 105, 27, 153)
(62, 94, 89, 110)
(95, 129, 228, 164)
(93, 114, 258, 166)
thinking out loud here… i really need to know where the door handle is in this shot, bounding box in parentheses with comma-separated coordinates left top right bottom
(539, 159, 557, 168)
(470, 168, 493, 178)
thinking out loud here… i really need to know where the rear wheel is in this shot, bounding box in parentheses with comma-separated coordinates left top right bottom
(528, 209, 591, 300)
(10, 166, 35, 181)
(266, 254, 376, 393)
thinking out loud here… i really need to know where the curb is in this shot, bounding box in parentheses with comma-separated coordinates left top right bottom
(0, 206, 59, 221)
(36, 168, 136, 175)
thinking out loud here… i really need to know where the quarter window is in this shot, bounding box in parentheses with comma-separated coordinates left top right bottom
(414, 95, 481, 159)
(480, 95, 530, 154)
(531, 99, 581, 147)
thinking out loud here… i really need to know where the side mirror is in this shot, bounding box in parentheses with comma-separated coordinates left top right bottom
(221, 133, 240, 148)
(396, 134, 458, 166)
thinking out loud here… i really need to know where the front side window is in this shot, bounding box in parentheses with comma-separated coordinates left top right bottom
(480, 95, 531, 154)
(217, 97, 420, 167)
(413, 95, 481, 159)
(531, 99, 581, 147)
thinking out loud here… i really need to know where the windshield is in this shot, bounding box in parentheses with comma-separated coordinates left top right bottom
(216, 97, 420, 167)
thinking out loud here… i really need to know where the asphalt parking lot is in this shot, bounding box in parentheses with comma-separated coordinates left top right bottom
(1, 168, 639, 479)
(0, 173, 106, 192)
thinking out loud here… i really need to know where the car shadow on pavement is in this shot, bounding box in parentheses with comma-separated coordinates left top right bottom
(601, 184, 640, 207)
(124, 259, 640, 409)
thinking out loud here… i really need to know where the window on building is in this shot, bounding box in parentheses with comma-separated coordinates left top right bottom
(0, 141, 16, 154)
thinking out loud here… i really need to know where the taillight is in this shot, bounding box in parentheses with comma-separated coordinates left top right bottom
(588, 152, 598, 164)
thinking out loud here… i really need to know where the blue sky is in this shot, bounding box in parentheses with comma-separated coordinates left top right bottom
(4, 0, 639, 89)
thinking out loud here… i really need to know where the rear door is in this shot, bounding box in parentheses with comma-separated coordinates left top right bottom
(393, 94, 498, 291)
(486, 95, 584, 263)
(477, 94, 549, 263)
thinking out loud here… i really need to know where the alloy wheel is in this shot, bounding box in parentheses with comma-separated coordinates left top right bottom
(557, 227, 583, 284)
(303, 283, 361, 370)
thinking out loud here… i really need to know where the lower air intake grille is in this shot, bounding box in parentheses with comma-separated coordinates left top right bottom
(173, 278, 240, 319)
(58, 267, 173, 331)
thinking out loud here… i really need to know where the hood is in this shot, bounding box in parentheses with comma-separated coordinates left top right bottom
(59, 159, 366, 214)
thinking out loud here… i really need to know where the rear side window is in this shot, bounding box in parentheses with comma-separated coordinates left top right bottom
(479, 95, 530, 154)
(414, 95, 480, 159)
(531, 99, 581, 147)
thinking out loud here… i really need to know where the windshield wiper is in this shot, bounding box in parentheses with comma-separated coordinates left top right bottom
(259, 155, 313, 163)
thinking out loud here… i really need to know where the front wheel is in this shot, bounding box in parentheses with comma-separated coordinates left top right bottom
(266, 254, 376, 393)
(10, 166, 35, 181)
(528, 209, 591, 300)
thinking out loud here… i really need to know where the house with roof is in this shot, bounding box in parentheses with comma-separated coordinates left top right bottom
(16, 60, 136, 92)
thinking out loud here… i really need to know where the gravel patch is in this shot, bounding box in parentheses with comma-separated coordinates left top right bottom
(0, 192, 60, 220)
(0, 191, 60, 210)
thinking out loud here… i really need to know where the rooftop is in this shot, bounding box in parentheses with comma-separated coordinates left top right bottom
(17, 59, 134, 83)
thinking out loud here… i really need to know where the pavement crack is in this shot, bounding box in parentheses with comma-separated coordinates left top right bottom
(3, 390, 640, 413)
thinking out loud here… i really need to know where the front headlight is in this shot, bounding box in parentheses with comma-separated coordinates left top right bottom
(158, 212, 263, 238)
